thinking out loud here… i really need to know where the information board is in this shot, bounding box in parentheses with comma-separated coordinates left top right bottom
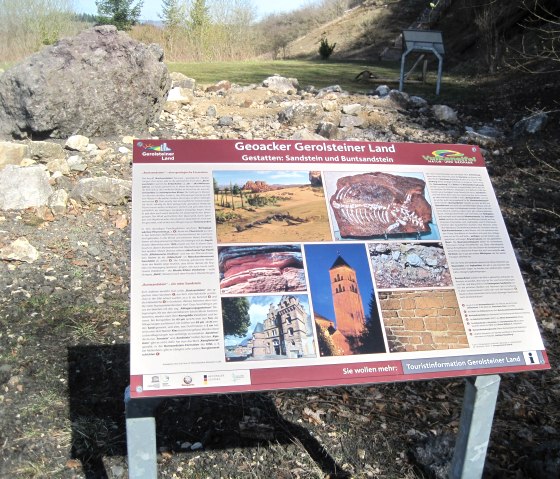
(130, 140, 549, 398)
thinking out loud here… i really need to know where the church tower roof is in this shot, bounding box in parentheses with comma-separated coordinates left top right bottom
(330, 255, 350, 270)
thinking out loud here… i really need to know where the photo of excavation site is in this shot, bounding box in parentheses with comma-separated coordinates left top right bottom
(369, 242, 453, 289)
(218, 245, 306, 295)
(324, 171, 440, 241)
(213, 170, 331, 243)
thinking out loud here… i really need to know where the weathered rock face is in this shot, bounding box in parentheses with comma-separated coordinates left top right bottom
(278, 103, 323, 126)
(242, 180, 272, 193)
(329, 172, 432, 237)
(262, 75, 299, 94)
(0, 237, 39, 263)
(369, 242, 452, 288)
(512, 112, 548, 137)
(0, 26, 171, 139)
(0, 142, 29, 168)
(219, 246, 306, 294)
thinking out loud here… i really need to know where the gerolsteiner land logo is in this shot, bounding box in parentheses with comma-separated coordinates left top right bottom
(137, 141, 175, 160)
(422, 149, 477, 164)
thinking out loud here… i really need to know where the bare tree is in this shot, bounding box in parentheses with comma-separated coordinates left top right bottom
(160, 0, 187, 57)
(470, 0, 510, 74)
(0, 0, 82, 60)
(513, 0, 560, 72)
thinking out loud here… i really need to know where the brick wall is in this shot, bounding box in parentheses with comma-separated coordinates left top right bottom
(378, 289, 468, 353)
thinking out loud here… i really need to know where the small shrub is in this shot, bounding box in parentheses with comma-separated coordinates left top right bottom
(215, 211, 240, 223)
(319, 36, 336, 60)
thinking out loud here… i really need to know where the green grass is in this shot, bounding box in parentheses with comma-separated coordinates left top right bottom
(169, 59, 392, 92)
(2, 57, 477, 104)
(167, 59, 478, 103)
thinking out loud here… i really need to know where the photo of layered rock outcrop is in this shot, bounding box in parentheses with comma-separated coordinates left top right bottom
(369, 242, 453, 289)
(219, 245, 306, 294)
(324, 171, 440, 240)
(213, 170, 331, 243)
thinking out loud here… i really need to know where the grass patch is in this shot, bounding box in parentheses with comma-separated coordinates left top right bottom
(167, 59, 480, 104)
(72, 416, 124, 460)
(2, 57, 480, 105)
(69, 318, 102, 343)
(168, 59, 390, 93)
(22, 391, 66, 416)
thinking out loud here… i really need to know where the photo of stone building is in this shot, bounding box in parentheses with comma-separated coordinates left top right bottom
(224, 295, 316, 361)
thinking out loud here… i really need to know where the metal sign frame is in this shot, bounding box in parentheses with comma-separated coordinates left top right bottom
(400, 29, 445, 95)
(125, 375, 501, 479)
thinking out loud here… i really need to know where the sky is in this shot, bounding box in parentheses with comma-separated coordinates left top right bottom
(213, 170, 310, 189)
(74, 0, 311, 21)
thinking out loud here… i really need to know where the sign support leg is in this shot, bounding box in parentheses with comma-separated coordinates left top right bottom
(449, 375, 500, 479)
(399, 50, 410, 92)
(125, 386, 162, 479)
(435, 51, 443, 95)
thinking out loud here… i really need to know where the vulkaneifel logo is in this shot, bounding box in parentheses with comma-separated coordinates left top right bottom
(422, 149, 477, 164)
(137, 141, 175, 160)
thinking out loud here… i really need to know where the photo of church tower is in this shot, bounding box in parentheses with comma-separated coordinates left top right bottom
(305, 243, 386, 356)
(330, 255, 366, 339)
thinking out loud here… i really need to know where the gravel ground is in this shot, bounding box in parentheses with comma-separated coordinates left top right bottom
(0, 74, 559, 479)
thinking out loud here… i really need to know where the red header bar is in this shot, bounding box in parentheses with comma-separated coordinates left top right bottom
(132, 139, 485, 167)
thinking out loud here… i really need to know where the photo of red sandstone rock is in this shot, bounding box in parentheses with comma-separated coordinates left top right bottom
(378, 289, 468, 353)
(218, 245, 306, 294)
(369, 242, 453, 289)
(324, 171, 440, 241)
(213, 170, 331, 243)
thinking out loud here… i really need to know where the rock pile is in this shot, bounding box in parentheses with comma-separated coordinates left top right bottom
(0, 71, 548, 265)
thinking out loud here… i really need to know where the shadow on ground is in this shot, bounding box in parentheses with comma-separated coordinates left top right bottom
(67, 345, 351, 478)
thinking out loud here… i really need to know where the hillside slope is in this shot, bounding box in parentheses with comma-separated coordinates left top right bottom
(282, 0, 560, 76)
(285, 0, 426, 61)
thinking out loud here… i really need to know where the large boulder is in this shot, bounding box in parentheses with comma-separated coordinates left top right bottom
(0, 26, 171, 139)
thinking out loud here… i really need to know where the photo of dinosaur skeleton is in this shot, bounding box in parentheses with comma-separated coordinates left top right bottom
(329, 172, 433, 238)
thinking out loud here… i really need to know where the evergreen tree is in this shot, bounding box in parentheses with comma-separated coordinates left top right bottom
(160, 0, 187, 56)
(351, 291, 387, 354)
(160, 0, 186, 30)
(184, 0, 211, 60)
(95, 0, 143, 30)
(188, 0, 211, 30)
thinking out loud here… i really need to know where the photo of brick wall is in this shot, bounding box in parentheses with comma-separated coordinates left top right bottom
(378, 289, 468, 352)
